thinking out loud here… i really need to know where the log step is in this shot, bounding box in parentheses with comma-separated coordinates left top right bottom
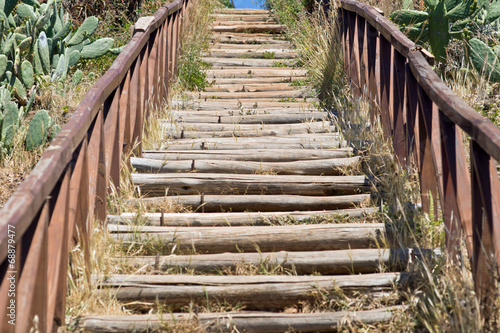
(204, 82, 299, 92)
(94, 273, 405, 310)
(162, 126, 334, 139)
(206, 49, 298, 59)
(212, 24, 285, 34)
(198, 89, 308, 99)
(75, 307, 404, 333)
(131, 157, 360, 175)
(211, 34, 290, 44)
(171, 99, 312, 110)
(129, 193, 370, 212)
(203, 57, 296, 67)
(142, 148, 354, 162)
(170, 112, 327, 124)
(169, 106, 322, 115)
(212, 13, 276, 22)
(107, 207, 379, 226)
(211, 43, 294, 50)
(116, 249, 412, 274)
(110, 223, 383, 254)
(215, 9, 272, 14)
(132, 173, 370, 196)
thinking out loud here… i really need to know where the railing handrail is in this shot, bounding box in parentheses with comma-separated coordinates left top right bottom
(0, 0, 189, 330)
(339, 0, 500, 163)
(339, 0, 500, 313)
(0, 0, 184, 265)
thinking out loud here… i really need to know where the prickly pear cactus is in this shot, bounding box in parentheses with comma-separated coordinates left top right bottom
(68, 16, 99, 46)
(81, 38, 114, 59)
(1, 101, 18, 148)
(469, 38, 500, 82)
(21, 60, 34, 88)
(25, 109, 51, 151)
(0, 54, 7, 78)
(71, 69, 83, 85)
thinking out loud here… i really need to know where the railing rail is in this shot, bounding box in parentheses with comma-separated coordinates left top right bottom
(339, 0, 500, 311)
(0, 0, 189, 331)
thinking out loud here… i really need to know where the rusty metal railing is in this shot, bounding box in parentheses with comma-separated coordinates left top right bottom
(0, 0, 189, 331)
(339, 0, 500, 310)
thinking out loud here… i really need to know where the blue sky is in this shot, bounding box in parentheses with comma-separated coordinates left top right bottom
(233, 0, 264, 9)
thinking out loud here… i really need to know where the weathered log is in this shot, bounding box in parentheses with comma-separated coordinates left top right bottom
(212, 24, 285, 34)
(164, 127, 333, 138)
(171, 98, 311, 110)
(198, 89, 308, 99)
(107, 207, 379, 226)
(212, 34, 290, 44)
(142, 148, 354, 162)
(211, 43, 293, 50)
(77, 307, 403, 333)
(214, 8, 271, 14)
(204, 83, 298, 92)
(168, 108, 324, 117)
(161, 121, 333, 135)
(171, 112, 327, 124)
(212, 13, 277, 22)
(110, 223, 382, 253)
(161, 141, 343, 151)
(164, 133, 338, 143)
(211, 77, 299, 85)
(130, 193, 370, 212)
(203, 57, 295, 67)
(132, 173, 370, 196)
(131, 157, 360, 175)
(162, 124, 334, 138)
(94, 272, 405, 310)
(118, 249, 407, 275)
(206, 49, 298, 59)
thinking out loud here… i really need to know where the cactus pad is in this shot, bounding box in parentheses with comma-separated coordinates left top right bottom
(21, 60, 34, 87)
(25, 109, 51, 150)
(429, 2, 450, 62)
(0, 54, 7, 78)
(71, 69, 83, 85)
(1, 101, 18, 148)
(469, 38, 500, 82)
(80, 38, 114, 59)
(67, 16, 99, 46)
(38, 31, 50, 74)
(16, 4, 37, 22)
(390, 10, 429, 26)
(1, 0, 17, 16)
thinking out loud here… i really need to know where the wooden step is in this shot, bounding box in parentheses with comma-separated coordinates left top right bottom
(132, 173, 370, 196)
(210, 77, 300, 85)
(161, 140, 343, 151)
(162, 125, 334, 138)
(172, 99, 312, 110)
(203, 57, 296, 67)
(204, 82, 299, 92)
(164, 132, 339, 143)
(213, 19, 277, 25)
(107, 207, 379, 226)
(131, 157, 359, 175)
(171, 112, 327, 124)
(211, 33, 290, 44)
(206, 49, 298, 59)
(95, 273, 404, 310)
(117, 249, 410, 274)
(142, 148, 354, 162)
(76, 307, 403, 333)
(111, 223, 384, 254)
(212, 24, 285, 34)
(128, 193, 370, 212)
(211, 43, 294, 50)
(214, 9, 271, 15)
(212, 13, 276, 22)
(199, 89, 308, 99)
(169, 106, 321, 115)
(207, 68, 306, 78)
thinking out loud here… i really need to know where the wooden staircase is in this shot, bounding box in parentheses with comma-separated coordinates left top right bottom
(76, 8, 411, 332)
